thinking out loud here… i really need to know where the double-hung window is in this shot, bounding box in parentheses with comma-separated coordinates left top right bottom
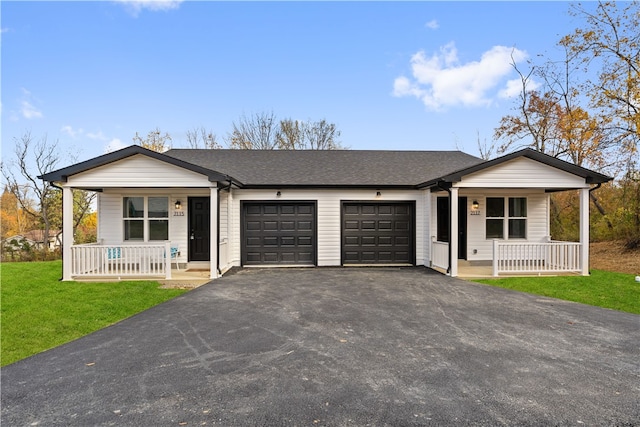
(123, 197, 169, 241)
(486, 197, 527, 239)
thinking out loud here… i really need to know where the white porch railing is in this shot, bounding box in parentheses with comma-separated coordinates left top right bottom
(71, 242, 173, 279)
(219, 238, 231, 274)
(493, 240, 581, 276)
(431, 237, 449, 270)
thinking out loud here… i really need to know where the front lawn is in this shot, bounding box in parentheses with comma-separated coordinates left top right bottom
(0, 260, 188, 366)
(474, 270, 640, 315)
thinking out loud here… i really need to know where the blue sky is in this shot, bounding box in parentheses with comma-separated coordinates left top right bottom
(2, 1, 591, 165)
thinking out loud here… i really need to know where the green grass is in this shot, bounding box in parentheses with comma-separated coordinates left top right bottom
(474, 270, 640, 315)
(1, 260, 188, 366)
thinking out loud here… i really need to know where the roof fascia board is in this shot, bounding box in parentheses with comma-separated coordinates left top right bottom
(239, 184, 418, 190)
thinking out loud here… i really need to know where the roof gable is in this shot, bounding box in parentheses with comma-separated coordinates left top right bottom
(66, 154, 218, 188)
(39, 145, 230, 184)
(418, 148, 611, 188)
(458, 157, 588, 188)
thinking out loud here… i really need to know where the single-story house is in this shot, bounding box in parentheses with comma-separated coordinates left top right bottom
(39, 145, 611, 281)
(3, 229, 62, 252)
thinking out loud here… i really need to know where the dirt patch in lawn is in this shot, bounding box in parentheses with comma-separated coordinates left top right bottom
(590, 241, 640, 275)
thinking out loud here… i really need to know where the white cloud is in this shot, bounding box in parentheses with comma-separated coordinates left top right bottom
(19, 88, 44, 119)
(87, 131, 108, 141)
(498, 77, 540, 99)
(61, 125, 84, 138)
(105, 138, 128, 153)
(21, 100, 43, 119)
(393, 42, 528, 111)
(425, 20, 439, 30)
(114, 0, 184, 16)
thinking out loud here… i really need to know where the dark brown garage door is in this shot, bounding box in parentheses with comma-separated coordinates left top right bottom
(342, 202, 414, 265)
(242, 202, 316, 265)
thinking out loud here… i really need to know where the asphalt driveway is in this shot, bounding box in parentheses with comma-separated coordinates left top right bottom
(2, 267, 638, 426)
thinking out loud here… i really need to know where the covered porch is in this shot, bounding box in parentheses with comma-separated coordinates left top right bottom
(421, 150, 611, 278)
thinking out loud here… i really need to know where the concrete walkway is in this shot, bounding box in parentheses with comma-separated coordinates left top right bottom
(2, 267, 638, 426)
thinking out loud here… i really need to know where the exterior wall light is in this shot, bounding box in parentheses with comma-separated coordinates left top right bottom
(276, 191, 282, 197)
(376, 191, 382, 197)
(175, 200, 182, 210)
(472, 200, 479, 210)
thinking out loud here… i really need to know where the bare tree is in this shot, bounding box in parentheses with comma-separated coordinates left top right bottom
(227, 112, 279, 149)
(1, 132, 97, 255)
(185, 126, 221, 149)
(1, 132, 62, 258)
(303, 119, 343, 150)
(133, 127, 172, 152)
(227, 112, 344, 150)
(277, 119, 304, 150)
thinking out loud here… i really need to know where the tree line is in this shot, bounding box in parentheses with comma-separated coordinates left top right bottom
(487, 1, 639, 248)
(1, 2, 638, 259)
(132, 112, 344, 152)
(0, 114, 343, 260)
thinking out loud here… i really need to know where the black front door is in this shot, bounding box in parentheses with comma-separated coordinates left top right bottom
(189, 197, 210, 262)
(458, 197, 467, 260)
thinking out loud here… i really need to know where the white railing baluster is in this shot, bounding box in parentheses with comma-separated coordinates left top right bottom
(69, 242, 173, 279)
(493, 241, 582, 276)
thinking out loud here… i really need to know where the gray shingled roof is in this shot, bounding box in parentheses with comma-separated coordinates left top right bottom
(165, 149, 484, 187)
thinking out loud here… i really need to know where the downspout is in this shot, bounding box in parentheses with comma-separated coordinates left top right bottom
(51, 182, 64, 281)
(586, 183, 603, 274)
(216, 180, 234, 276)
(436, 181, 452, 274)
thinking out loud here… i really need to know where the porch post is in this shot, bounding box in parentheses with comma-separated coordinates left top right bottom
(210, 185, 219, 279)
(62, 185, 74, 281)
(579, 187, 590, 276)
(450, 187, 459, 277)
(227, 188, 233, 268)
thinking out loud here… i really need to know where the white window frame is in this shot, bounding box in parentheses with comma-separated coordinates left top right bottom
(123, 196, 169, 242)
(485, 197, 527, 240)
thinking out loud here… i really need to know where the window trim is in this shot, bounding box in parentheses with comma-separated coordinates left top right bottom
(122, 196, 169, 242)
(485, 197, 527, 240)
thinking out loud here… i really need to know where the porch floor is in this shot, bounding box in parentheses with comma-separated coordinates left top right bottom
(433, 262, 582, 279)
(75, 268, 213, 288)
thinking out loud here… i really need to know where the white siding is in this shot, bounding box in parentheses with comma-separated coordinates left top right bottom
(458, 157, 588, 189)
(229, 189, 427, 267)
(97, 188, 211, 265)
(430, 189, 550, 262)
(67, 154, 212, 188)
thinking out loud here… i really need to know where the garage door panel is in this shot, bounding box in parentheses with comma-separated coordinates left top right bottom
(297, 205, 313, 215)
(298, 236, 313, 246)
(344, 236, 359, 246)
(263, 221, 278, 230)
(361, 236, 376, 246)
(263, 205, 278, 215)
(378, 205, 393, 215)
(243, 202, 316, 265)
(378, 236, 393, 246)
(395, 236, 409, 246)
(297, 221, 313, 230)
(280, 221, 295, 230)
(378, 221, 392, 230)
(246, 221, 261, 231)
(342, 202, 414, 265)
